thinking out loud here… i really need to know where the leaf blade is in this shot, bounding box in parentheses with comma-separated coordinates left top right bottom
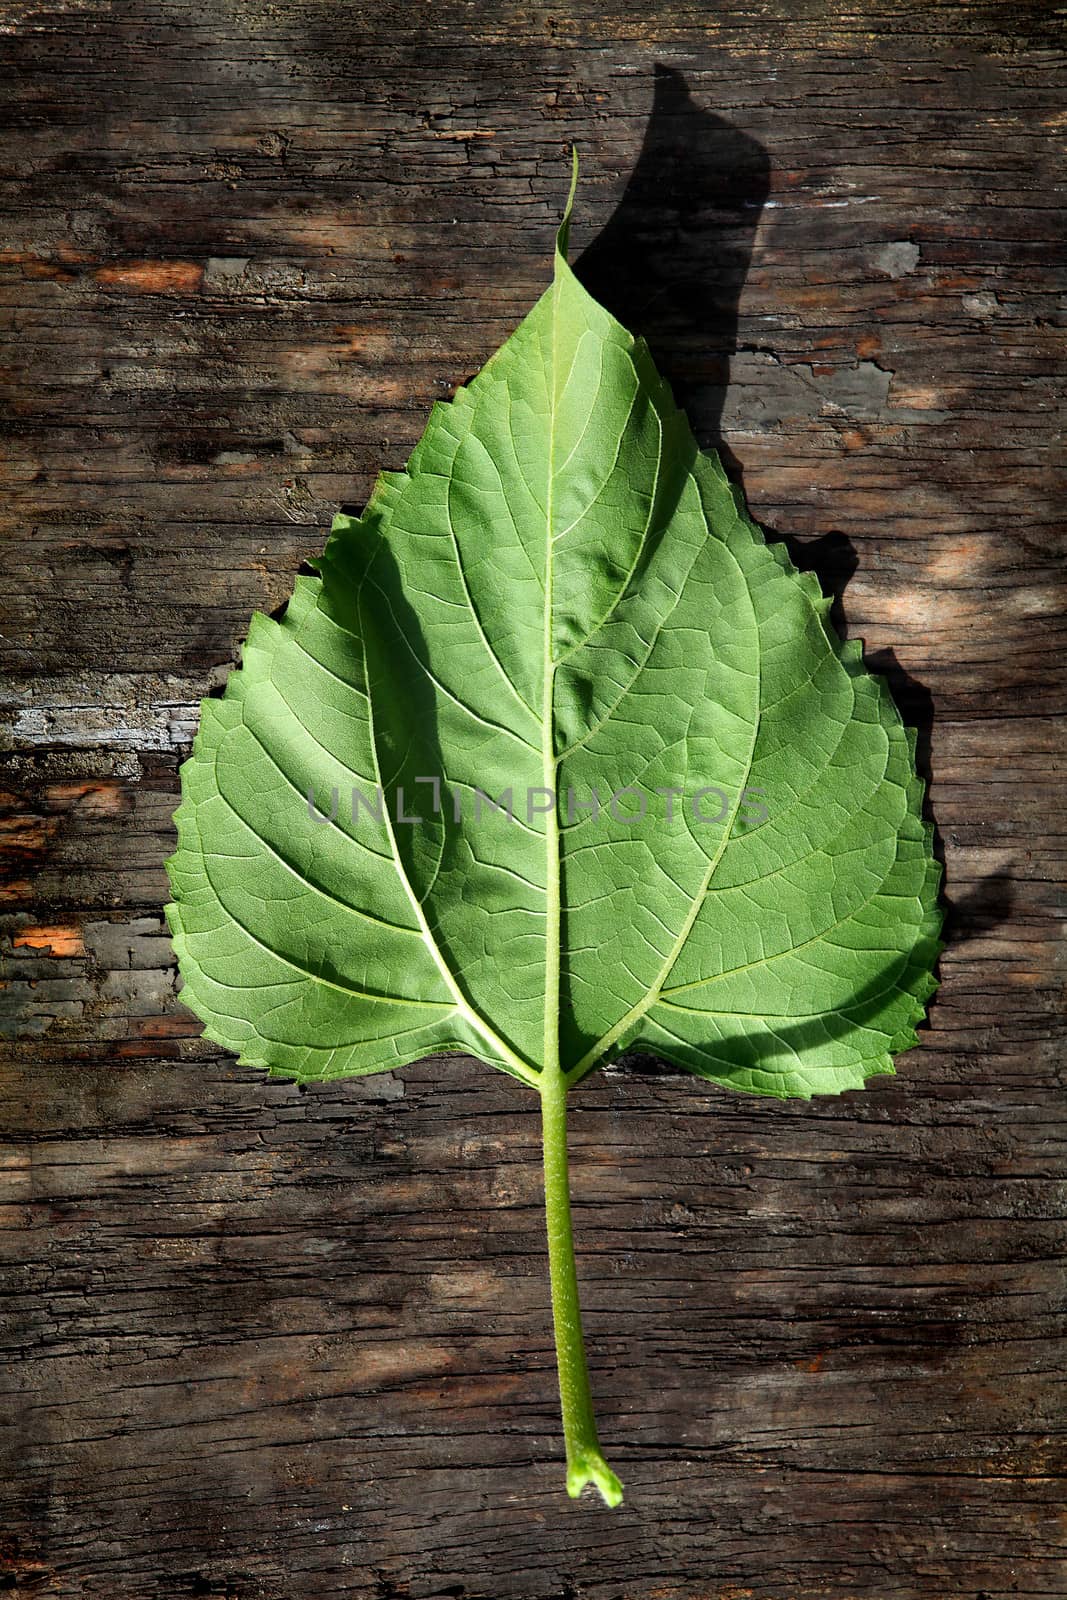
(167, 185, 940, 1098)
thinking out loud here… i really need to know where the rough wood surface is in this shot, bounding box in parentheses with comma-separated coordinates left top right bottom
(1, 3, 1064, 1597)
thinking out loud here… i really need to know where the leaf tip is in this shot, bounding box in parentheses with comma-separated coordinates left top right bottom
(555, 144, 580, 265)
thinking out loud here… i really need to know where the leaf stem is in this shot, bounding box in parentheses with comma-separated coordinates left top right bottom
(539, 1064, 623, 1507)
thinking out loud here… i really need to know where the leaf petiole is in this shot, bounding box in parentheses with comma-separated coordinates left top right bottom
(539, 1062, 623, 1508)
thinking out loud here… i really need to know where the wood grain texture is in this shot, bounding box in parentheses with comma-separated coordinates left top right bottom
(1, 2, 1064, 1596)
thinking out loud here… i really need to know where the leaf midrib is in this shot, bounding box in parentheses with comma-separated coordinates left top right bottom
(541, 256, 563, 1077)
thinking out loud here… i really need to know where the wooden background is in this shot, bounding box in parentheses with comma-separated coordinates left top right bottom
(1, 3, 1064, 1596)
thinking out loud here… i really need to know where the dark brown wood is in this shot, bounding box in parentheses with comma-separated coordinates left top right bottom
(1, 3, 1064, 1596)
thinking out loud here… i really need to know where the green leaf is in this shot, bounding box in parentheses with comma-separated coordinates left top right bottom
(166, 151, 941, 1506)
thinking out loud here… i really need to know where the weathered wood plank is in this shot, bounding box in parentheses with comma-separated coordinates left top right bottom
(1, 2, 1064, 1597)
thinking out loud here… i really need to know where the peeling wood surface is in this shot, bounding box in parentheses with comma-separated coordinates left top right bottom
(1, 3, 1065, 1598)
